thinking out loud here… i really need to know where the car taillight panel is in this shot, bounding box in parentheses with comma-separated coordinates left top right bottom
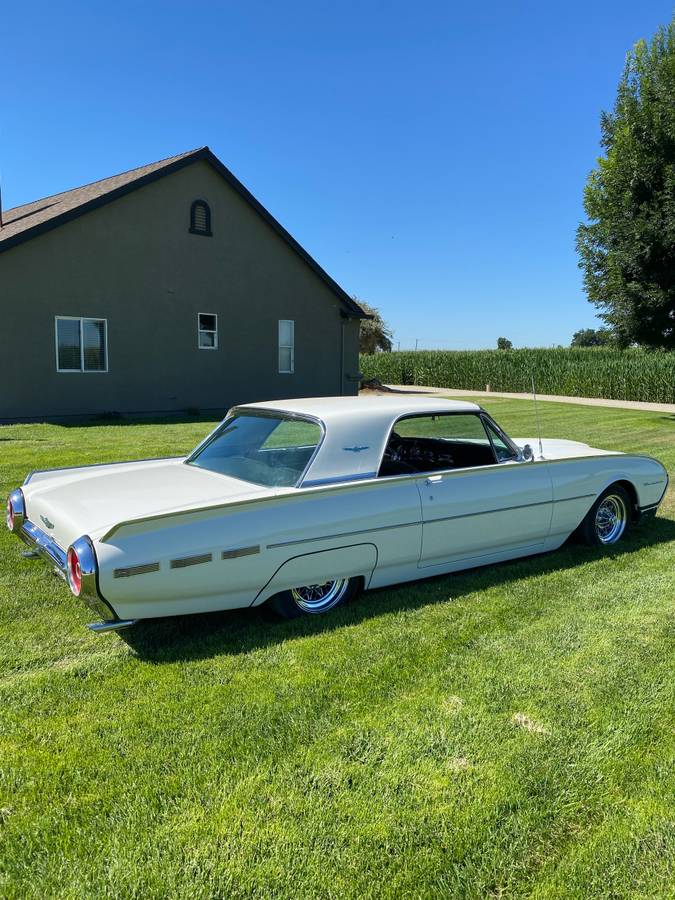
(67, 546, 82, 596)
(6, 490, 25, 533)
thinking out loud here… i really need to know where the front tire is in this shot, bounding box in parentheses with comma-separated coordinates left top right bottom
(579, 485, 631, 547)
(269, 576, 361, 619)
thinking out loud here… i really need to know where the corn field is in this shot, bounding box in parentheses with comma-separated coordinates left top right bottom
(360, 348, 675, 403)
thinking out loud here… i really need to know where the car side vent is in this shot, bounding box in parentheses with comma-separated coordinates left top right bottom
(170, 552, 212, 569)
(222, 545, 260, 559)
(114, 562, 160, 578)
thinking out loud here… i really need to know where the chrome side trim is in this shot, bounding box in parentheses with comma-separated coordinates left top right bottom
(114, 562, 160, 578)
(266, 493, 597, 551)
(267, 519, 420, 550)
(170, 552, 212, 569)
(302, 472, 377, 487)
(423, 493, 595, 526)
(221, 545, 260, 559)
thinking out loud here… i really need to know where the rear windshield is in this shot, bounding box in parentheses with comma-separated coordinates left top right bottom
(186, 413, 322, 487)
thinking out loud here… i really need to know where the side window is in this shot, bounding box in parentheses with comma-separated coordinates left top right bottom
(379, 413, 496, 477)
(261, 418, 320, 449)
(278, 320, 294, 373)
(483, 418, 518, 462)
(56, 317, 107, 373)
(198, 313, 218, 349)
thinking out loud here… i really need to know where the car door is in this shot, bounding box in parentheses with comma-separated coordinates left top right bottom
(400, 413, 554, 568)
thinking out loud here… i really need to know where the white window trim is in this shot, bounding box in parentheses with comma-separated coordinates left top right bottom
(55, 316, 108, 373)
(278, 319, 295, 374)
(198, 312, 218, 350)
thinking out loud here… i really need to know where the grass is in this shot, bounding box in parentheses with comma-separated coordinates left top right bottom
(0, 399, 673, 898)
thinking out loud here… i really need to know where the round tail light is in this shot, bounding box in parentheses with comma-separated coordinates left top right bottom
(67, 546, 82, 596)
(6, 490, 25, 533)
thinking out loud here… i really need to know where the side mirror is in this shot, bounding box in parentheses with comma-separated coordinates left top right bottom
(520, 444, 534, 461)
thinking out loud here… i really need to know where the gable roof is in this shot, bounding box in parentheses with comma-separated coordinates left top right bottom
(0, 147, 367, 318)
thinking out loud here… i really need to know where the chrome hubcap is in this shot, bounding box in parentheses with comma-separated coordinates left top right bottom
(595, 494, 627, 544)
(291, 579, 349, 613)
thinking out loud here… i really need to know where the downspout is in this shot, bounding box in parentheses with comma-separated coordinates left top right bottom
(339, 313, 346, 395)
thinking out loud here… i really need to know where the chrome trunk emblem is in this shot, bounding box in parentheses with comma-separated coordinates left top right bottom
(40, 515, 55, 530)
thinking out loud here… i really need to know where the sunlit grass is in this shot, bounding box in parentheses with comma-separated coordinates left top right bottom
(0, 399, 673, 898)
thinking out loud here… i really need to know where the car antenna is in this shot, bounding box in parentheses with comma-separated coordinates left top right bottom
(531, 374, 544, 460)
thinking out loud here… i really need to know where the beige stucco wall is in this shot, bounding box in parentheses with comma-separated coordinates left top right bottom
(0, 160, 361, 419)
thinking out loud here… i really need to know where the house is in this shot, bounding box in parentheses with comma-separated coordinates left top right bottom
(0, 147, 367, 420)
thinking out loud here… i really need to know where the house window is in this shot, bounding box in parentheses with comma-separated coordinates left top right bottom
(55, 317, 108, 373)
(278, 319, 294, 373)
(189, 200, 212, 236)
(198, 313, 218, 349)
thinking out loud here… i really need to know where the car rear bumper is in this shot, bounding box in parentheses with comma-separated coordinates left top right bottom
(15, 518, 134, 630)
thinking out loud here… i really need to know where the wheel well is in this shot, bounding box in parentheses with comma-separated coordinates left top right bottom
(611, 479, 640, 520)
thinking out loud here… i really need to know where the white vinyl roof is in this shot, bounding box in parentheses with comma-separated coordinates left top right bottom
(235, 395, 482, 485)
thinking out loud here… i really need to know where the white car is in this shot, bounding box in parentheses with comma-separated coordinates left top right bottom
(5, 396, 668, 632)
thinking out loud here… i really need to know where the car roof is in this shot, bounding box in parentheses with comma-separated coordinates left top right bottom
(234, 395, 483, 486)
(239, 394, 480, 420)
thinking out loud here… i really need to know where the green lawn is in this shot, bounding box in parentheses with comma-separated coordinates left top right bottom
(1, 399, 673, 899)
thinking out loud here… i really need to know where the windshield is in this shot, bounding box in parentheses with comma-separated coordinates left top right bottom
(186, 412, 323, 487)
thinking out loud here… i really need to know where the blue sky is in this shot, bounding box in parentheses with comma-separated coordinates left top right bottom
(2, 1, 672, 348)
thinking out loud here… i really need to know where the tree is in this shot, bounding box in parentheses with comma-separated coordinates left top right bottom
(357, 299, 393, 354)
(496, 337, 513, 350)
(570, 327, 615, 347)
(576, 20, 675, 349)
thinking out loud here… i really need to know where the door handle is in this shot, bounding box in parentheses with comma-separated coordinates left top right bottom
(425, 475, 443, 485)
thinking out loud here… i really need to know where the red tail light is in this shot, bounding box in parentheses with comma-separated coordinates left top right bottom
(67, 546, 82, 596)
(6, 498, 14, 531)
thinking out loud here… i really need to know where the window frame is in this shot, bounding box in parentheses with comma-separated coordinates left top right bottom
(189, 199, 212, 237)
(54, 316, 109, 374)
(278, 319, 295, 374)
(377, 410, 521, 479)
(197, 312, 218, 350)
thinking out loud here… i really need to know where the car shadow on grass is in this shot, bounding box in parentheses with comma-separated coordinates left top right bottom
(119, 515, 675, 664)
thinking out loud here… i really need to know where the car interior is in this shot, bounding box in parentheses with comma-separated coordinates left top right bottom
(378, 413, 515, 477)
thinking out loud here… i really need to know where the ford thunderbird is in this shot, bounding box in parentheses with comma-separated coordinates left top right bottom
(5, 396, 668, 632)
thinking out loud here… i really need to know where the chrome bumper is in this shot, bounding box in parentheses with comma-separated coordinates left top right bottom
(16, 519, 136, 632)
(19, 520, 68, 576)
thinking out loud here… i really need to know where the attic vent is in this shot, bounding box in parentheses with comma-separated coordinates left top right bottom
(189, 199, 212, 236)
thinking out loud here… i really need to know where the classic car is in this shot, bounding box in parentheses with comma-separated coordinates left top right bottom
(5, 396, 669, 632)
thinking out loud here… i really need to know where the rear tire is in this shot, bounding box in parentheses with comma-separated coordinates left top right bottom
(579, 484, 631, 547)
(269, 576, 361, 619)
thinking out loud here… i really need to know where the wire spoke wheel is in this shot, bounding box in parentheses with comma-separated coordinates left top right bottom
(594, 493, 627, 544)
(290, 579, 349, 614)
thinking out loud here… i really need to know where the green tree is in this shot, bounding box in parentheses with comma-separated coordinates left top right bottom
(570, 327, 615, 347)
(496, 337, 513, 350)
(576, 20, 675, 349)
(357, 299, 393, 354)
